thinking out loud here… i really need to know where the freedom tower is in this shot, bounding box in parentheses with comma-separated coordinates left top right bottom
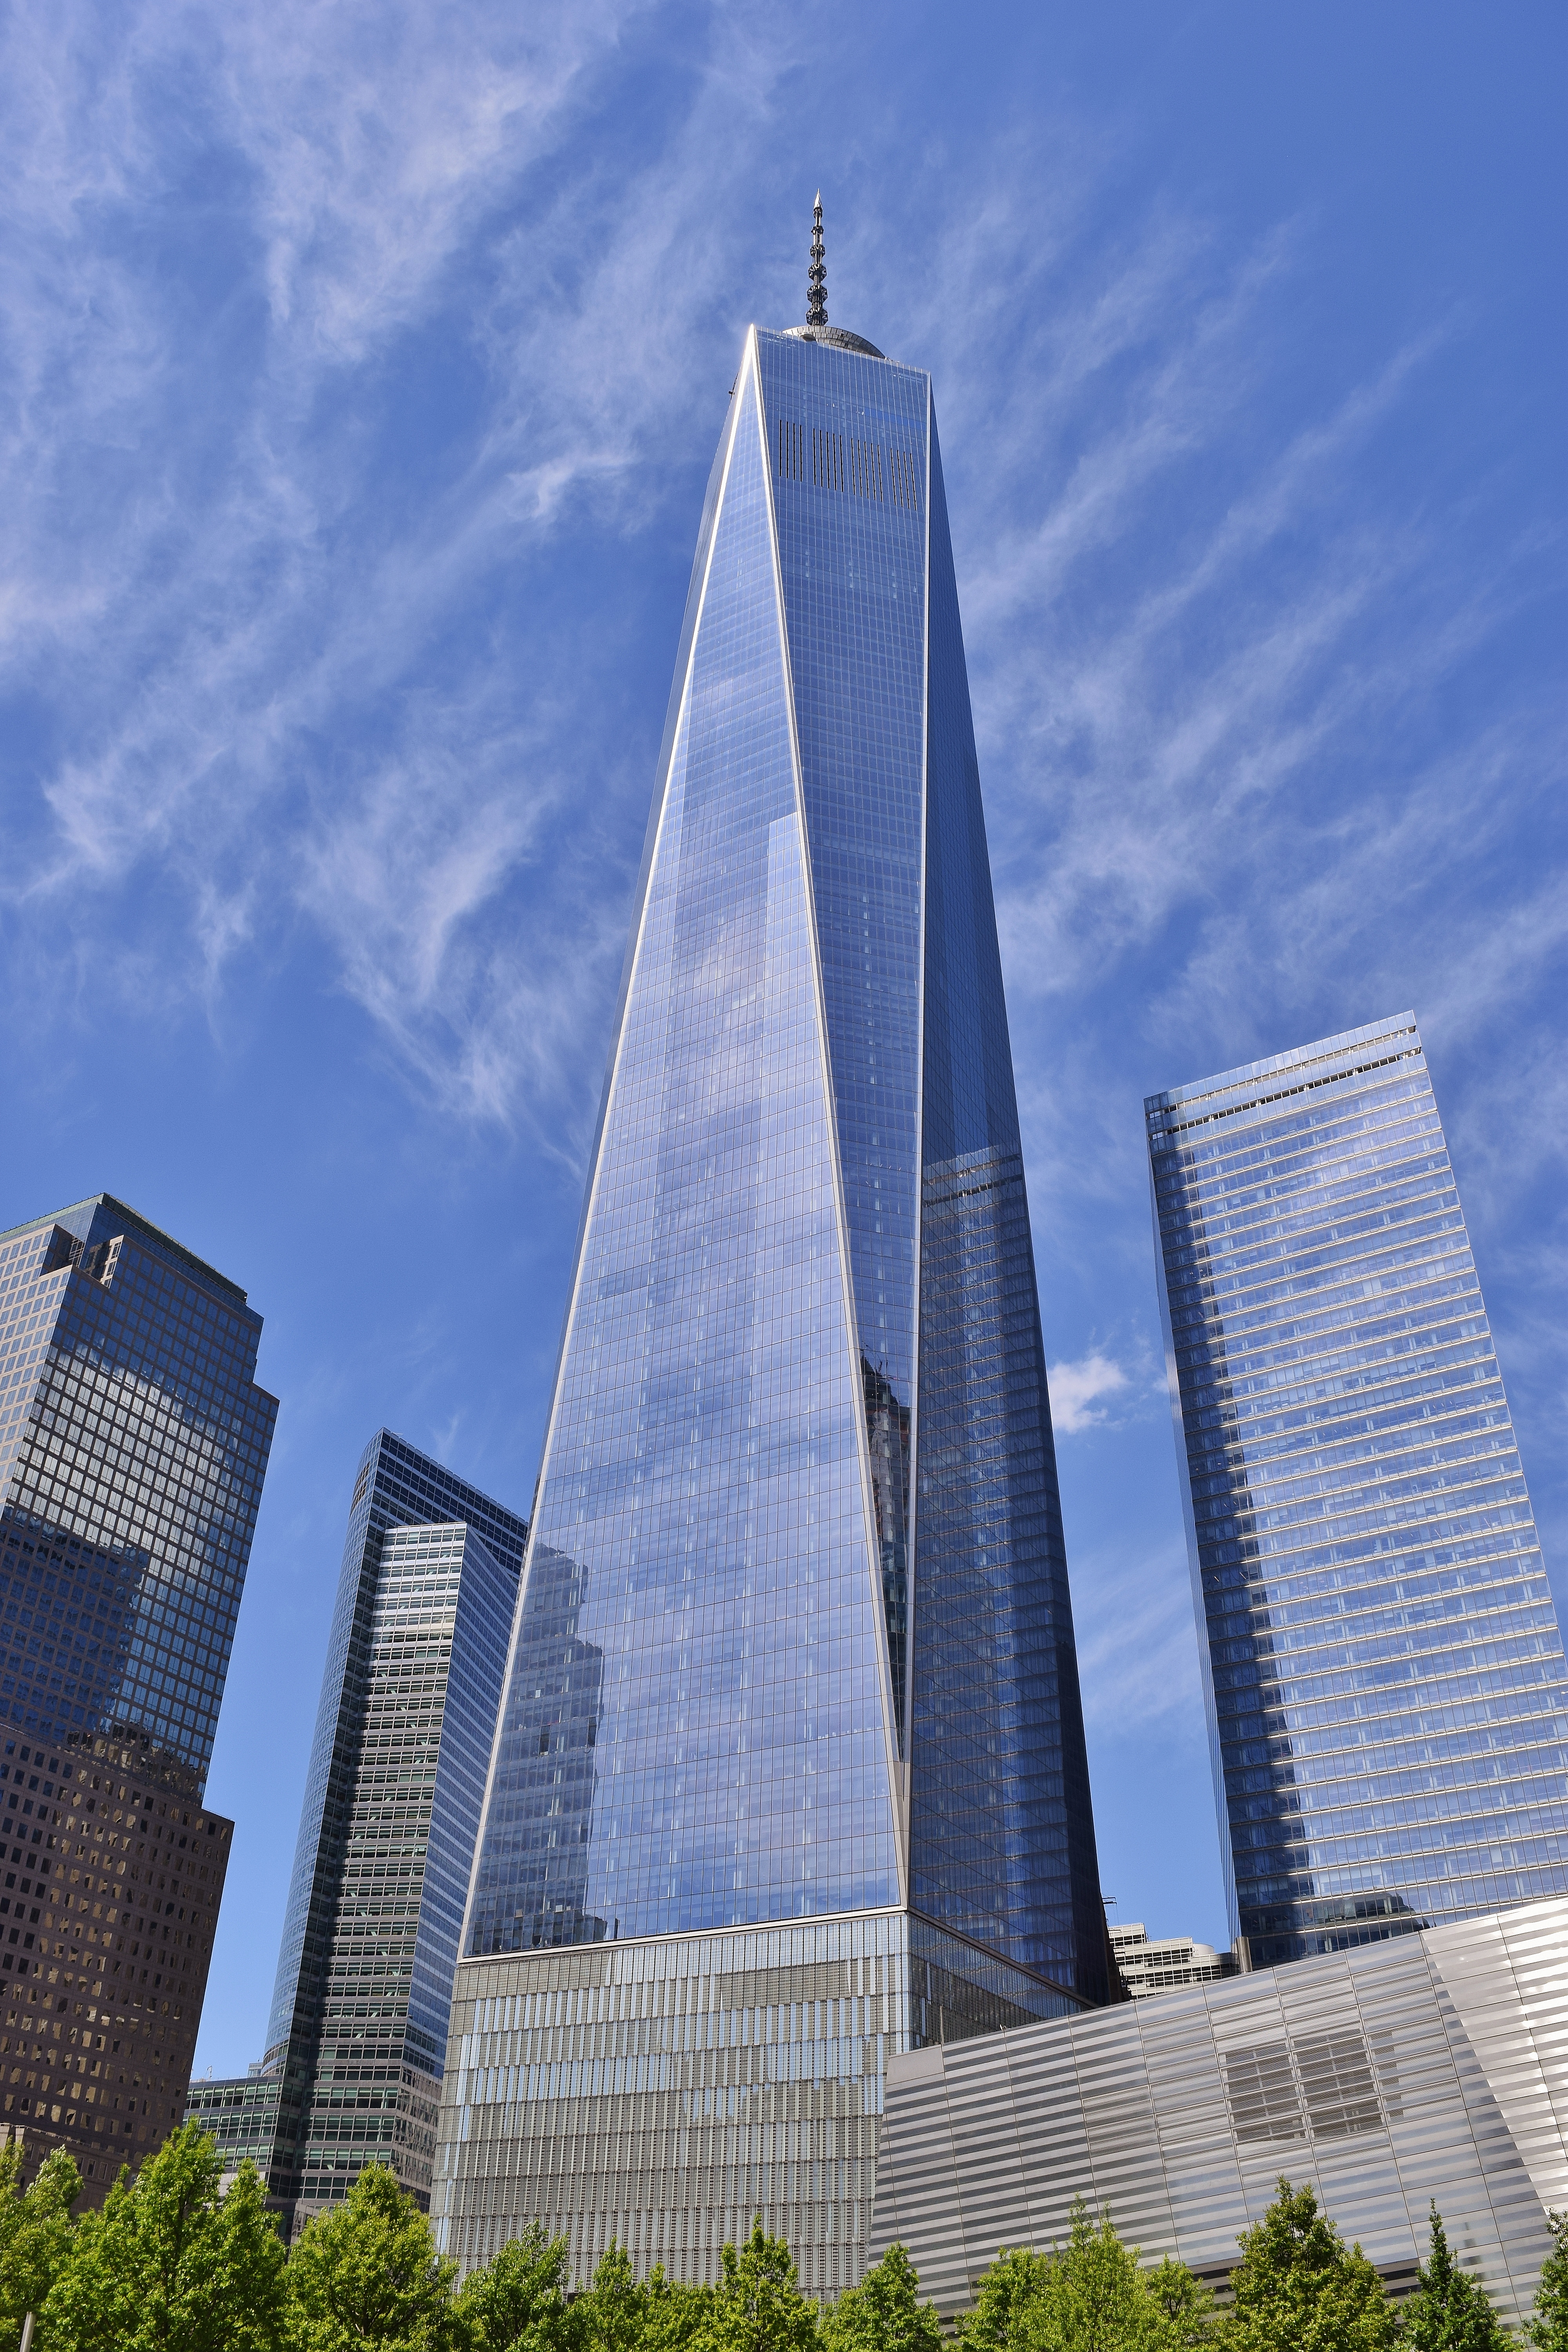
(432, 207, 1109, 2292)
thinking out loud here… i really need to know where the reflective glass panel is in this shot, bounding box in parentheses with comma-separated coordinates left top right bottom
(756, 333, 929, 1739)
(1148, 1015, 1568, 1965)
(909, 426, 1106, 1998)
(468, 360, 900, 1953)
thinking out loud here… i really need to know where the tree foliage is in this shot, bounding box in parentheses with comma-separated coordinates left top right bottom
(39, 2123, 286, 2352)
(0, 2141, 80, 2348)
(1214, 2178, 1393, 2352)
(956, 2249, 1057, 2352)
(454, 2220, 577, 2352)
(43, 2120, 1568, 2352)
(1524, 2211, 1568, 2352)
(1398, 2205, 1512, 2351)
(283, 2163, 460, 2352)
(821, 2243, 942, 2352)
(954, 2203, 1214, 2351)
(696, 2220, 820, 2352)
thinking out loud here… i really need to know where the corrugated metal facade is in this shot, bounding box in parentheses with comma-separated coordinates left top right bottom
(872, 1896, 1568, 2326)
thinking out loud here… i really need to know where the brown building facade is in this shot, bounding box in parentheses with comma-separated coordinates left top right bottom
(0, 1733, 232, 2201)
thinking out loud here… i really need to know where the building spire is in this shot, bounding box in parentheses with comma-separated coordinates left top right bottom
(807, 191, 827, 330)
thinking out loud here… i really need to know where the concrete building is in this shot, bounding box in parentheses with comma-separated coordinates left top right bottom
(1109, 1920, 1238, 1999)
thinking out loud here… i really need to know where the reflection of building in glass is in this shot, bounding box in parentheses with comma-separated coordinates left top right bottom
(861, 1356, 910, 1731)
(1146, 1016, 1568, 1970)
(434, 218, 1107, 2296)
(248, 1434, 525, 2234)
(1109, 1920, 1238, 1999)
(0, 1193, 276, 2201)
(467, 1544, 603, 1955)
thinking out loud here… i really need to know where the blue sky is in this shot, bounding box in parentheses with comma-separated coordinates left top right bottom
(1, 0, 1562, 2076)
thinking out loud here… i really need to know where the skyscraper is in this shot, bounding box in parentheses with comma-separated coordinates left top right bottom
(1145, 1014, 1568, 1969)
(0, 1193, 277, 2196)
(244, 1431, 526, 2232)
(431, 208, 1107, 2293)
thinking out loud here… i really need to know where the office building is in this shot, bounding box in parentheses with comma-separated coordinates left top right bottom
(871, 1894, 1568, 2329)
(1145, 1015, 1568, 1969)
(432, 208, 1107, 2294)
(0, 1194, 277, 2197)
(185, 2059, 280, 2189)
(1109, 1920, 1237, 1999)
(241, 1431, 525, 2232)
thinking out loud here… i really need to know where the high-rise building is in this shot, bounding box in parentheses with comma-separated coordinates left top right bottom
(431, 209, 1107, 2294)
(1145, 1014, 1568, 1969)
(0, 1193, 277, 2198)
(1108, 1920, 1238, 1999)
(241, 1432, 525, 2232)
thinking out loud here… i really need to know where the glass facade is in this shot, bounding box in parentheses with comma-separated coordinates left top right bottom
(185, 2063, 282, 2182)
(436, 316, 1105, 2285)
(0, 1192, 274, 2197)
(1146, 1015, 1568, 1967)
(255, 1433, 525, 2229)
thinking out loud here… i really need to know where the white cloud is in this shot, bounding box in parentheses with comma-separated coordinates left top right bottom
(1049, 1350, 1132, 1435)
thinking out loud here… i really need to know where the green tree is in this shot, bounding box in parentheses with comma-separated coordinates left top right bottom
(697, 2221, 818, 2352)
(0, 2141, 80, 2347)
(1216, 2179, 1393, 2352)
(956, 2250, 1058, 2352)
(283, 2164, 459, 2352)
(640, 2265, 716, 2352)
(1025, 2201, 1158, 2350)
(456, 2223, 580, 2352)
(1142, 2256, 1216, 2349)
(1523, 2211, 1568, 2352)
(821, 2244, 942, 2352)
(955, 2203, 1212, 2351)
(581, 2244, 648, 2352)
(1399, 2205, 1512, 2350)
(40, 2124, 286, 2352)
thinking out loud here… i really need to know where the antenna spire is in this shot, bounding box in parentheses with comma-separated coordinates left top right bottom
(807, 191, 827, 330)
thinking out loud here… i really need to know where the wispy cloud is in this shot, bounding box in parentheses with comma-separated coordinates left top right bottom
(1049, 1350, 1132, 1435)
(1074, 1538, 1202, 1734)
(1, 7, 1561, 1241)
(0, 0, 825, 1136)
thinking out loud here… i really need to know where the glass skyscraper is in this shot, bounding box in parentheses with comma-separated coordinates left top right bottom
(1146, 1014, 1568, 1969)
(0, 1192, 277, 2197)
(432, 223, 1106, 2294)
(241, 1430, 525, 2232)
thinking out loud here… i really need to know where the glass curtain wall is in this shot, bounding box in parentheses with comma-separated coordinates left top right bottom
(1147, 1014, 1568, 1965)
(439, 316, 1106, 2291)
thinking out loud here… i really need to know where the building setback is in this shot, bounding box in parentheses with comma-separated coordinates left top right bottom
(1109, 1921, 1238, 1999)
(0, 1194, 277, 2199)
(1145, 1016, 1568, 1968)
(431, 212, 1107, 2296)
(871, 1895, 1568, 2329)
(212, 1431, 524, 2234)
